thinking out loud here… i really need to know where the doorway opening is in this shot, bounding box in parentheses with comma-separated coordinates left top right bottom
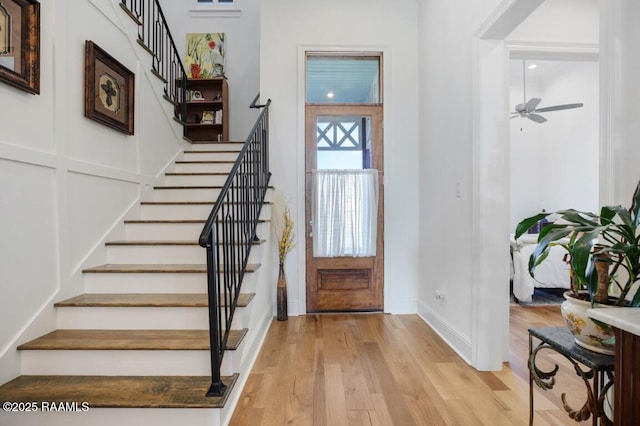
(304, 53, 384, 312)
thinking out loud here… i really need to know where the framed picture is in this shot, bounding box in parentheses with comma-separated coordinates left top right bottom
(201, 111, 214, 124)
(185, 33, 225, 78)
(84, 40, 135, 135)
(0, 0, 40, 94)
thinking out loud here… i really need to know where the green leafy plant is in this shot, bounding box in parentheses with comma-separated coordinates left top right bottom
(515, 179, 640, 307)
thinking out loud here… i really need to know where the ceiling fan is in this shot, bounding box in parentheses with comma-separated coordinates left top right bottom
(510, 60, 584, 124)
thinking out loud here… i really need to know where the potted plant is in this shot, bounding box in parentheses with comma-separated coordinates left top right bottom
(515, 179, 640, 354)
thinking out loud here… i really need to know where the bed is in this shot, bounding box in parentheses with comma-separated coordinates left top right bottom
(510, 233, 571, 303)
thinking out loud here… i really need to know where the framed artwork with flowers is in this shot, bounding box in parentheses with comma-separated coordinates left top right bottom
(0, 0, 40, 95)
(84, 41, 135, 135)
(185, 33, 225, 79)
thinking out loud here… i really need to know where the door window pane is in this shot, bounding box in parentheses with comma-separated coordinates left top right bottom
(316, 116, 371, 170)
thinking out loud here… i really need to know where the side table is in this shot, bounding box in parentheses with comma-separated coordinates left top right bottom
(528, 326, 614, 426)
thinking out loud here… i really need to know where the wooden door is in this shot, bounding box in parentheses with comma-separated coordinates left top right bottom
(305, 105, 384, 312)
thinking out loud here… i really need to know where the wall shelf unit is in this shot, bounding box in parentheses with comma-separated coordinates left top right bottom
(178, 78, 228, 142)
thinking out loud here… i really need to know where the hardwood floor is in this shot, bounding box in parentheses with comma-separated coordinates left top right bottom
(230, 305, 598, 425)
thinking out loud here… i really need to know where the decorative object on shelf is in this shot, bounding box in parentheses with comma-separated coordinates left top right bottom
(0, 0, 40, 94)
(515, 178, 640, 353)
(276, 206, 295, 321)
(84, 41, 134, 135)
(183, 113, 200, 124)
(189, 90, 204, 101)
(185, 33, 225, 79)
(201, 111, 214, 124)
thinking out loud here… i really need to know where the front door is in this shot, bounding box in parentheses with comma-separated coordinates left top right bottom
(305, 105, 384, 312)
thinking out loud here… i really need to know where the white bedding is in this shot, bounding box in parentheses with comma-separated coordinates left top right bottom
(510, 234, 571, 303)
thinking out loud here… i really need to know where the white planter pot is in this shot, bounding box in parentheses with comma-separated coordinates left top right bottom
(561, 291, 615, 355)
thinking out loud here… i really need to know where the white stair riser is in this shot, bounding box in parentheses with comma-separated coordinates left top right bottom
(84, 273, 208, 293)
(125, 220, 270, 241)
(107, 244, 205, 264)
(83, 271, 258, 294)
(105, 244, 264, 265)
(153, 188, 222, 202)
(163, 174, 228, 186)
(20, 350, 238, 376)
(172, 163, 233, 173)
(56, 307, 247, 330)
(140, 203, 213, 220)
(182, 152, 239, 162)
(0, 408, 224, 426)
(57, 307, 209, 329)
(125, 222, 203, 241)
(186, 143, 242, 152)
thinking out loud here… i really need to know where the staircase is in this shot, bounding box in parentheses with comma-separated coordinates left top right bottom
(0, 143, 274, 426)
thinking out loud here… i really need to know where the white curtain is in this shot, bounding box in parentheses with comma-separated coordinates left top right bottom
(313, 169, 379, 257)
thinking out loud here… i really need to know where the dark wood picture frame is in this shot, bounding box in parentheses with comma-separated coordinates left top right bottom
(0, 0, 40, 94)
(84, 40, 135, 135)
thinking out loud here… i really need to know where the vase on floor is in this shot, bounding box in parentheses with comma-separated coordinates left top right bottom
(277, 263, 288, 321)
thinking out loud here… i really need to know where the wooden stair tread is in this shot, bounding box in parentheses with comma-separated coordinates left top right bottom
(82, 263, 261, 273)
(188, 140, 244, 145)
(154, 185, 224, 189)
(18, 329, 248, 351)
(124, 219, 206, 224)
(0, 374, 238, 408)
(55, 293, 256, 308)
(140, 201, 214, 205)
(165, 172, 230, 176)
(183, 150, 241, 154)
(175, 160, 235, 164)
(139, 201, 271, 205)
(104, 239, 266, 246)
(125, 219, 268, 224)
(106, 240, 200, 246)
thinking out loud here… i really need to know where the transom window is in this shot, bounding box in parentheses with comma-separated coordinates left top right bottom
(306, 55, 381, 104)
(189, 0, 239, 17)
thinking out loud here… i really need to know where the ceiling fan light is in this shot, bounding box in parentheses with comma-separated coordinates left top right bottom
(528, 63, 537, 70)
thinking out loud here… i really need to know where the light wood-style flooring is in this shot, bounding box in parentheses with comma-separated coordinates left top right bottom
(230, 305, 597, 425)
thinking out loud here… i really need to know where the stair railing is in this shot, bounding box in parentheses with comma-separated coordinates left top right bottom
(120, 0, 271, 397)
(120, 0, 187, 118)
(199, 95, 271, 396)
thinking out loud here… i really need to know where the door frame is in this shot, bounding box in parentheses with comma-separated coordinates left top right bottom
(471, 0, 610, 370)
(296, 45, 390, 314)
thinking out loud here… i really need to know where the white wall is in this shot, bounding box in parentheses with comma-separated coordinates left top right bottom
(604, 0, 640, 204)
(510, 60, 600, 229)
(158, 0, 261, 141)
(416, 0, 604, 368)
(0, 0, 184, 384)
(508, 0, 599, 44)
(260, 0, 420, 315)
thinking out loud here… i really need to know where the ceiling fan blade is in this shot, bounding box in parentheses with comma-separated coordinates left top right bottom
(527, 113, 547, 123)
(514, 103, 527, 112)
(524, 98, 542, 112)
(535, 103, 584, 113)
